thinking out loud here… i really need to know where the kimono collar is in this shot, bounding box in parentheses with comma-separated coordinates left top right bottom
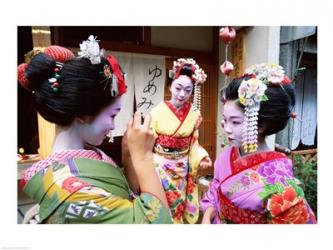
(165, 100, 191, 122)
(20, 147, 115, 188)
(230, 147, 288, 175)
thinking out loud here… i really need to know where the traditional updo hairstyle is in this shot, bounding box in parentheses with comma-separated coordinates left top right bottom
(18, 47, 126, 127)
(221, 75, 296, 136)
(168, 63, 196, 87)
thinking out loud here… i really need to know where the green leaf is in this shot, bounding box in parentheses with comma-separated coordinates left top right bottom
(286, 179, 305, 198)
(261, 95, 269, 102)
(275, 182, 285, 193)
(258, 184, 278, 199)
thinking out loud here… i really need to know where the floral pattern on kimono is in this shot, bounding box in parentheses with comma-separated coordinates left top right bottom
(200, 146, 316, 224)
(23, 151, 172, 224)
(150, 101, 208, 224)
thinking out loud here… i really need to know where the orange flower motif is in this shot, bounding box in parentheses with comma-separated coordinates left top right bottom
(62, 177, 90, 193)
(250, 172, 260, 183)
(270, 200, 309, 224)
(267, 186, 309, 224)
(166, 190, 181, 207)
(174, 203, 185, 220)
(186, 174, 195, 194)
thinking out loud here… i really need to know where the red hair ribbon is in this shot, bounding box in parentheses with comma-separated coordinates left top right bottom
(106, 55, 127, 96)
(174, 63, 196, 82)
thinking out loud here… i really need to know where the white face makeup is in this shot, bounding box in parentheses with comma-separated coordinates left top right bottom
(78, 96, 122, 146)
(222, 100, 246, 148)
(170, 75, 193, 108)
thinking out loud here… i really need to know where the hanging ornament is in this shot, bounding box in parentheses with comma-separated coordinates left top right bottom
(219, 26, 236, 45)
(220, 61, 234, 76)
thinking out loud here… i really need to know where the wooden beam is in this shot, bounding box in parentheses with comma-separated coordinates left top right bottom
(143, 26, 151, 46)
(61, 39, 215, 65)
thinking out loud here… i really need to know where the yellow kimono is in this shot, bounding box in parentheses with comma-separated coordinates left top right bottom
(150, 100, 208, 223)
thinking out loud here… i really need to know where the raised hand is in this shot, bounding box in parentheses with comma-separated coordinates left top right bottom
(199, 156, 212, 169)
(126, 111, 156, 163)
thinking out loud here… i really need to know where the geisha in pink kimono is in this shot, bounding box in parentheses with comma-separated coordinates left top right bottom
(150, 58, 212, 223)
(201, 63, 316, 224)
(18, 37, 172, 224)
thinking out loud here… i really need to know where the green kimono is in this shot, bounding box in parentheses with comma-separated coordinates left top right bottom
(24, 158, 172, 224)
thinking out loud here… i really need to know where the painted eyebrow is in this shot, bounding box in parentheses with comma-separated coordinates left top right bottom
(223, 115, 243, 119)
(230, 116, 243, 120)
(175, 84, 192, 90)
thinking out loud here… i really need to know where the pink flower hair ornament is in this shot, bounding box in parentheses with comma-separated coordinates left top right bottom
(238, 63, 291, 153)
(169, 58, 207, 113)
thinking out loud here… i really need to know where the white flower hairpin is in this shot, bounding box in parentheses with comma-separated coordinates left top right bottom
(78, 35, 105, 64)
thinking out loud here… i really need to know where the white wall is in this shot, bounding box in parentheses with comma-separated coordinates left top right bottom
(215, 40, 230, 156)
(246, 26, 280, 67)
(216, 26, 281, 156)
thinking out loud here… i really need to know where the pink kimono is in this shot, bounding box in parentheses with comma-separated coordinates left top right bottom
(200, 146, 316, 224)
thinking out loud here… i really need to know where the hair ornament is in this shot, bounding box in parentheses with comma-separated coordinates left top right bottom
(245, 63, 291, 85)
(239, 63, 291, 153)
(170, 58, 207, 84)
(47, 62, 63, 92)
(78, 35, 105, 65)
(18, 46, 74, 92)
(170, 58, 207, 113)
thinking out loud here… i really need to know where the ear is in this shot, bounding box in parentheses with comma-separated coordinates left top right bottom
(75, 116, 91, 124)
(258, 124, 266, 135)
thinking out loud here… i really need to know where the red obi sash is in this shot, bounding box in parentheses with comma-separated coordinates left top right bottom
(217, 188, 266, 224)
(156, 135, 191, 149)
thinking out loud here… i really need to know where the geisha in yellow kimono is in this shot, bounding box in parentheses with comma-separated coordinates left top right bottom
(150, 58, 212, 223)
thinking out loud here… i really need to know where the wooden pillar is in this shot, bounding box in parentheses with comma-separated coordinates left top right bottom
(230, 28, 247, 78)
(31, 26, 56, 159)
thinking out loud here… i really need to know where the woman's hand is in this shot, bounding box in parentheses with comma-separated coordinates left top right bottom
(201, 207, 215, 224)
(121, 129, 139, 193)
(199, 156, 212, 170)
(121, 130, 130, 162)
(125, 111, 168, 208)
(201, 215, 212, 224)
(126, 111, 156, 163)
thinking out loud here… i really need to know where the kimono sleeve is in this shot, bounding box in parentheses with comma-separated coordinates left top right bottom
(47, 187, 172, 224)
(189, 129, 209, 177)
(200, 153, 226, 224)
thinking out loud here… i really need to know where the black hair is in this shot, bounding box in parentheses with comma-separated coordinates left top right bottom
(168, 63, 195, 86)
(25, 53, 117, 126)
(178, 64, 194, 80)
(221, 75, 296, 136)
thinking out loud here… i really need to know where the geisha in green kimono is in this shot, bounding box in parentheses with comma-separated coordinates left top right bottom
(18, 36, 172, 224)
